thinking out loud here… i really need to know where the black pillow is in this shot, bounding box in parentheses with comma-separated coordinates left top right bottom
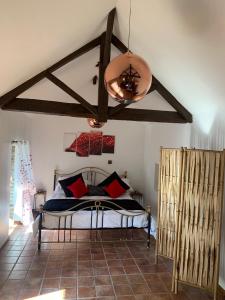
(98, 171, 130, 190)
(59, 173, 84, 197)
(87, 185, 108, 196)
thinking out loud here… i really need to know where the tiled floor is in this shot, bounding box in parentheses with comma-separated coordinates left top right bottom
(0, 226, 222, 300)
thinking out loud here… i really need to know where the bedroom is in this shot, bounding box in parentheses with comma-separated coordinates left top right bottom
(0, 0, 225, 299)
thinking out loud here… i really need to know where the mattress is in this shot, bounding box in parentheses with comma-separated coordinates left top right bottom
(33, 193, 149, 235)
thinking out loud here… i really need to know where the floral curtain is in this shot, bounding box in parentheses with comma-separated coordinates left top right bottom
(11, 141, 36, 225)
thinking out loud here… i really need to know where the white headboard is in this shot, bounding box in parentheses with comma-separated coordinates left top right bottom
(53, 167, 110, 189)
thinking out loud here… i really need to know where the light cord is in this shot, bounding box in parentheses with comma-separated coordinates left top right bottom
(127, 0, 132, 52)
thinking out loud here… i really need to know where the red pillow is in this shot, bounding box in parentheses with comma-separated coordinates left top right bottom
(67, 178, 88, 198)
(104, 179, 126, 198)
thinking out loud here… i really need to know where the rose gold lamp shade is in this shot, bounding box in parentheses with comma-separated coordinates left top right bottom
(87, 118, 105, 128)
(104, 51, 152, 103)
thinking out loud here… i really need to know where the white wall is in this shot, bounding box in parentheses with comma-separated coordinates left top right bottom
(28, 114, 146, 197)
(190, 115, 225, 289)
(0, 111, 29, 247)
(143, 123, 191, 235)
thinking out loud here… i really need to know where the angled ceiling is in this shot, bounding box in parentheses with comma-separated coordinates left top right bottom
(1, 0, 223, 129)
(0, 0, 116, 95)
(0, 6, 191, 124)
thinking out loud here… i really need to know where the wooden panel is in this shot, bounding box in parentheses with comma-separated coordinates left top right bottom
(155, 148, 182, 260)
(174, 149, 225, 299)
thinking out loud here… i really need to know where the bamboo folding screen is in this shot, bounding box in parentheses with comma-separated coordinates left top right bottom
(155, 148, 182, 261)
(156, 148, 225, 300)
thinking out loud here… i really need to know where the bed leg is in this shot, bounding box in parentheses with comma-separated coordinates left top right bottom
(147, 206, 151, 248)
(38, 212, 42, 251)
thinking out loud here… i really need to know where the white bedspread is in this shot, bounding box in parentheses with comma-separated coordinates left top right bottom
(33, 192, 150, 236)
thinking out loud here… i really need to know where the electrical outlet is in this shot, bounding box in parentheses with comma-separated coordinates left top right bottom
(108, 160, 112, 164)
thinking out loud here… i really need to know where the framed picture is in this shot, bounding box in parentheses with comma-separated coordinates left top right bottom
(64, 131, 115, 156)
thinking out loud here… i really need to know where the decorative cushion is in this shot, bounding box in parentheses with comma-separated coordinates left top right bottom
(59, 173, 84, 197)
(98, 171, 130, 190)
(104, 179, 126, 198)
(67, 178, 88, 198)
(87, 185, 108, 196)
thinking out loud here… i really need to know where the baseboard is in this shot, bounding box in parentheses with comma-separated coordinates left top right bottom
(218, 285, 225, 296)
(0, 237, 9, 249)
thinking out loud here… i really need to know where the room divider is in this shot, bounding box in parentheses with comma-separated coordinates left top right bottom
(155, 147, 225, 300)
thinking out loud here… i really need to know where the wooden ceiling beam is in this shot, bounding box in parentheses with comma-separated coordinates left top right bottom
(112, 34, 192, 123)
(98, 8, 116, 122)
(4, 98, 188, 123)
(3, 98, 94, 118)
(152, 77, 192, 122)
(108, 108, 187, 123)
(0, 36, 101, 108)
(112, 34, 128, 53)
(46, 72, 97, 116)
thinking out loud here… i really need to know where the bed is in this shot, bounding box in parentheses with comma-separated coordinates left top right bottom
(33, 167, 151, 250)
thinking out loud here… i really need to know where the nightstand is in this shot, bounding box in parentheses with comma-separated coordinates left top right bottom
(33, 190, 46, 210)
(130, 191, 144, 206)
(32, 191, 46, 220)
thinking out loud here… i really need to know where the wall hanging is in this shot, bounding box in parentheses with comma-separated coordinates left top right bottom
(64, 131, 115, 157)
(155, 147, 225, 300)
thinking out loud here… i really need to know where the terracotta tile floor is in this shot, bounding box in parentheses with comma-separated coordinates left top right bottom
(0, 226, 222, 300)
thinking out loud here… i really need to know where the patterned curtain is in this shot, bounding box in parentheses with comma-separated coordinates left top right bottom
(11, 141, 36, 225)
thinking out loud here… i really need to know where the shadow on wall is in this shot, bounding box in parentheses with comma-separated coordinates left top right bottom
(190, 115, 225, 151)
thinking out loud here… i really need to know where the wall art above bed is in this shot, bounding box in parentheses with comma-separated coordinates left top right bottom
(64, 131, 115, 157)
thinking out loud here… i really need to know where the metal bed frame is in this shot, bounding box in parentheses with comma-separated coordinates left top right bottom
(37, 167, 151, 250)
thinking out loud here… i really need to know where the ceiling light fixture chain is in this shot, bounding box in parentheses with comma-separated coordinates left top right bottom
(127, 0, 132, 52)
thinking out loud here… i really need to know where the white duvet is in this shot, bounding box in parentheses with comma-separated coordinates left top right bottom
(33, 190, 150, 236)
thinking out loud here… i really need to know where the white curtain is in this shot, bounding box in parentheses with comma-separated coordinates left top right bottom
(11, 141, 36, 225)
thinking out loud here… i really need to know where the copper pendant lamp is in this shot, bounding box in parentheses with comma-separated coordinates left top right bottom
(104, 0, 152, 103)
(87, 118, 105, 128)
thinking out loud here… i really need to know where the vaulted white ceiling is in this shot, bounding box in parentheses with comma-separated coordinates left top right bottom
(1, 0, 225, 131)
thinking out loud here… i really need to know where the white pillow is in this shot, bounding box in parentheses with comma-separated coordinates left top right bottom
(54, 182, 63, 192)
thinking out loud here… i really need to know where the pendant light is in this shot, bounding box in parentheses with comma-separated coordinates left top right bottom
(104, 0, 152, 103)
(87, 118, 105, 128)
